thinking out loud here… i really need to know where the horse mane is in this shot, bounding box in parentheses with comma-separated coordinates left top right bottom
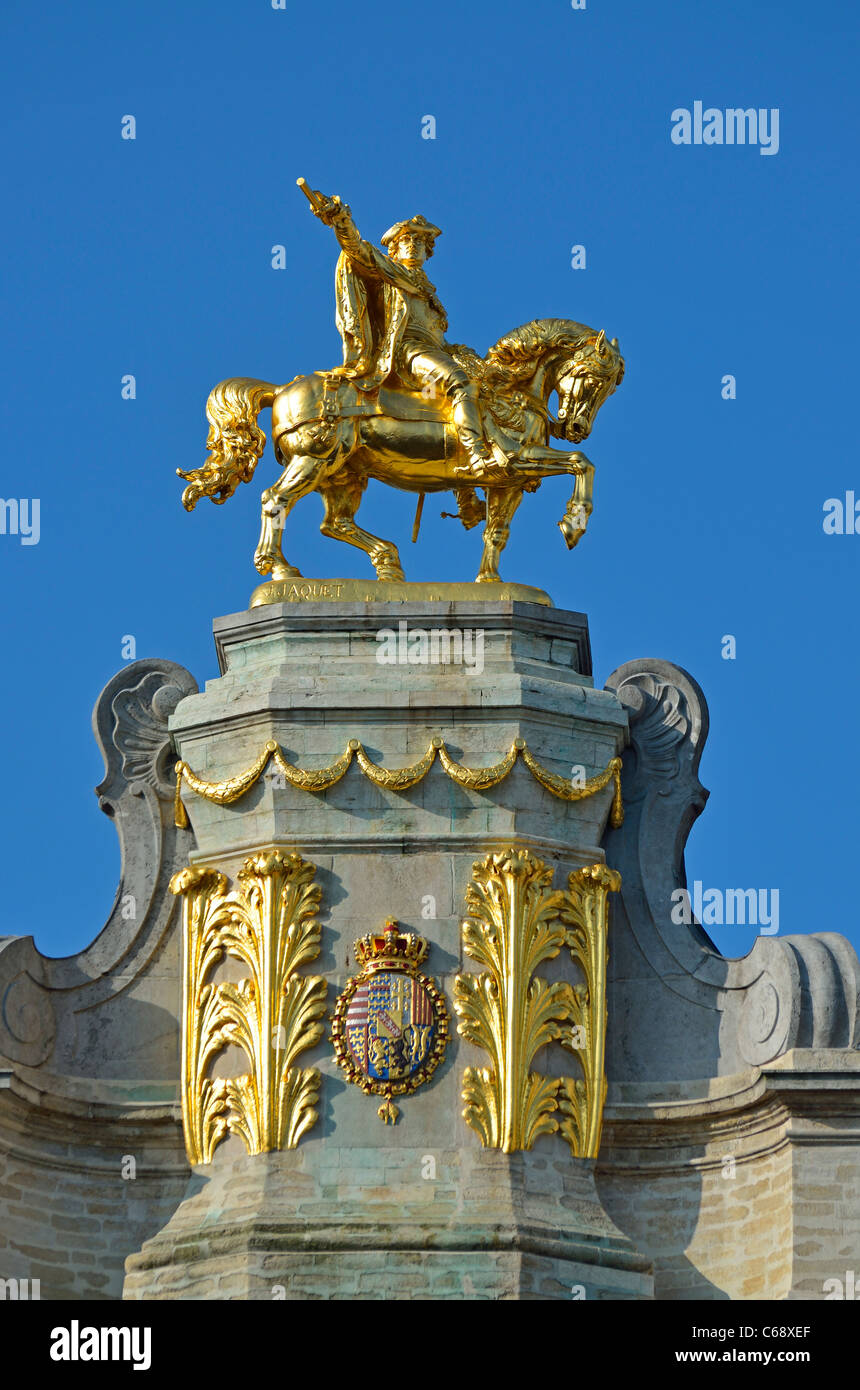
(486, 318, 595, 382)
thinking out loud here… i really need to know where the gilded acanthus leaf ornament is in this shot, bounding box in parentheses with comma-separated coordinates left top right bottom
(454, 850, 571, 1152)
(556, 864, 621, 1159)
(170, 852, 327, 1165)
(177, 179, 624, 589)
(453, 849, 619, 1158)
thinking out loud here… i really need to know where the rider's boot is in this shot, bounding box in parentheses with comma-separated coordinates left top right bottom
(450, 382, 495, 476)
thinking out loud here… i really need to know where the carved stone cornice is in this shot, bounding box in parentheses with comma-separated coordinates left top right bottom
(0, 1069, 186, 1177)
(599, 1053, 860, 1175)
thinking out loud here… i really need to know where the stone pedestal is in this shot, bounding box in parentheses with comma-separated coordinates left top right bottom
(123, 1148, 650, 1300)
(122, 597, 651, 1299)
(3, 597, 858, 1301)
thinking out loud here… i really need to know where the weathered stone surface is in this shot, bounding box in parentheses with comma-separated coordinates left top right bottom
(123, 1147, 652, 1301)
(0, 1067, 188, 1299)
(0, 658, 199, 1080)
(1, 613, 858, 1302)
(171, 600, 624, 866)
(595, 1051, 860, 1299)
(603, 659, 860, 1080)
(0, 659, 197, 1298)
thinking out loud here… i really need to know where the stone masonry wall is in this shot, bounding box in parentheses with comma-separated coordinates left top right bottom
(0, 1092, 188, 1301)
(123, 1143, 652, 1301)
(597, 1142, 793, 1300)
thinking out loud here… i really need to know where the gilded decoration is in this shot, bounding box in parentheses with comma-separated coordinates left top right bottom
(169, 851, 327, 1165)
(174, 737, 623, 829)
(177, 179, 623, 586)
(331, 921, 448, 1124)
(453, 849, 619, 1158)
(248, 577, 553, 608)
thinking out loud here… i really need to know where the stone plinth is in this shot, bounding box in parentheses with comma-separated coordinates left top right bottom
(173, 598, 617, 867)
(124, 1148, 651, 1301)
(3, 599, 859, 1302)
(122, 597, 650, 1299)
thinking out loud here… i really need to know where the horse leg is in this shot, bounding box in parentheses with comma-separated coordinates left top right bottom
(558, 454, 595, 550)
(319, 480, 406, 581)
(476, 486, 523, 583)
(254, 455, 327, 580)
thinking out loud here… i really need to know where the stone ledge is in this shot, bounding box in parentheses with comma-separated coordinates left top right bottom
(211, 598, 594, 679)
(125, 1217, 653, 1275)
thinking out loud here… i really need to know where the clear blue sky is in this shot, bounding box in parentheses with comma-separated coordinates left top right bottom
(1, 0, 857, 958)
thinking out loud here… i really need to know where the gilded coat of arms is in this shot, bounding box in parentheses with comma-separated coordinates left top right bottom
(332, 921, 448, 1123)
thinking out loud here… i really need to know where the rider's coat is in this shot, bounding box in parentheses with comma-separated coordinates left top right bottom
(330, 212, 453, 394)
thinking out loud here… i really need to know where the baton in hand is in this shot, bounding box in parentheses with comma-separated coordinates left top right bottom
(297, 177, 342, 220)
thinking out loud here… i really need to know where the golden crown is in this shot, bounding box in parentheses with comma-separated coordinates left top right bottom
(353, 920, 429, 973)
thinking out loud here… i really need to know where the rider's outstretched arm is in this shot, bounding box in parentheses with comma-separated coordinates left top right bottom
(329, 208, 380, 273)
(306, 191, 381, 276)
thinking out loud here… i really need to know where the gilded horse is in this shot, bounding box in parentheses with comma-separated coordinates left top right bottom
(177, 318, 624, 583)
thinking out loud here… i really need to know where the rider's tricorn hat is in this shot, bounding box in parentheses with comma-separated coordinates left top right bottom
(381, 214, 442, 255)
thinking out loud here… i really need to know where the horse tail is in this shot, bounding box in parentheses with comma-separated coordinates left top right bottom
(177, 377, 277, 511)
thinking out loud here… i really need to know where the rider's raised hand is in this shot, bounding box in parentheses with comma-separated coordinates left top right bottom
(316, 194, 351, 227)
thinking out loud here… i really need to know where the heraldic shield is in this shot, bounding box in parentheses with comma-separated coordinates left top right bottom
(332, 921, 449, 1124)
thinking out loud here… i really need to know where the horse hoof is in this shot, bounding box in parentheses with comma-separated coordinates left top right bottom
(475, 574, 501, 584)
(558, 516, 587, 550)
(271, 565, 303, 581)
(376, 567, 405, 583)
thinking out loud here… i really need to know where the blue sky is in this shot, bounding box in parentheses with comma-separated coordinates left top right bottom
(1, 0, 857, 958)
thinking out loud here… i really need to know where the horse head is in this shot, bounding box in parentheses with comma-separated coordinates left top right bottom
(554, 329, 624, 443)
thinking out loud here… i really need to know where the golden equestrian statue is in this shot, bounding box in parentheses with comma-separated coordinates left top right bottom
(177, 179, 624, 589)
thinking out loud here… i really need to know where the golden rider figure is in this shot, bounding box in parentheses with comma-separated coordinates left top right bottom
(301, 182, 494, 475)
